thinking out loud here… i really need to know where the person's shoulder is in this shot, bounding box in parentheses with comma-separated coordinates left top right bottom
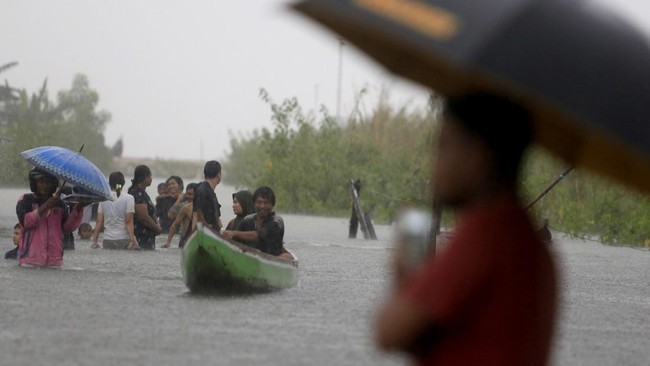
(121, 193, 136, 204)
(17, 193, 34, 203)
(270, 213, 284, 224)
(270, 214, 284, 231)
(194, 182, 208, 194)
(239, 213, 256, 226)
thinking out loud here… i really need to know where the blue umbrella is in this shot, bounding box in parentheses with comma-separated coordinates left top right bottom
(21, 146, 112, 201)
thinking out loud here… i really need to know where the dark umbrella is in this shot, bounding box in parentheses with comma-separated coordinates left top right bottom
(292, 0, 650, 193)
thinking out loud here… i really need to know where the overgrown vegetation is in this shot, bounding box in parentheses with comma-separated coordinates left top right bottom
(225, 89, 650, 246)
(224, 89, 436, 220)
(0, 66, 113, 186)
(2, 61, 648, 246)
(522, 152, 650, 246)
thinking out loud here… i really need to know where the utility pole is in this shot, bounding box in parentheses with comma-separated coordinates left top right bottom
(336, 37, 344, 123)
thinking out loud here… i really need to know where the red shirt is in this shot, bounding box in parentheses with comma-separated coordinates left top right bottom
(404, 194, 557, 366)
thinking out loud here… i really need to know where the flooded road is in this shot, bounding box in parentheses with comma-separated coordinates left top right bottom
(1, 187, 649, 365)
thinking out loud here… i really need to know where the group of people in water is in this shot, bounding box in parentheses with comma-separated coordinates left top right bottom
(5, 92, 559, 365)
(6, 159, 286, 267)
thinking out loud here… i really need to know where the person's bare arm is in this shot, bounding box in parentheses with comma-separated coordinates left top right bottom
(222, 230, 258, 242)
(125, 212, 137, 249)
(134, 203, 161, 234)
(163, 207, 187, 247)
(191, 212, 199, 232)
(167, 193, 187, 221)
(91, 212, 104, 249)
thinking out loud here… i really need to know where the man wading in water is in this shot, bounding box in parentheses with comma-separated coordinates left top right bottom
(191, 160, 223, 234)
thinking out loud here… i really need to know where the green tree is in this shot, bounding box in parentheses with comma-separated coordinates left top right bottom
(225, 89, 650, 246)
(224, 89, 437, 220)
(55, 74, 113, 172)
(0, 62, 19, 104)
(0, 74, 113, 186)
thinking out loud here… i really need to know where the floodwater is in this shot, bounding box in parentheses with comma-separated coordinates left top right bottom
(1, 185, 649, 366)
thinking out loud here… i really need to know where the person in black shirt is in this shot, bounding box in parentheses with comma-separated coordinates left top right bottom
(222, 186, 285, 257)
(128, 165, 162, 250)
(191, 160, 222, 233)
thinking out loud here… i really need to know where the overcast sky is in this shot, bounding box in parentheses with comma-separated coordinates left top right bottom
(3, 0, 649, 161)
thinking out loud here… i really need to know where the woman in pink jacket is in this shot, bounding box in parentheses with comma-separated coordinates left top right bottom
(16, 168, 85, 268)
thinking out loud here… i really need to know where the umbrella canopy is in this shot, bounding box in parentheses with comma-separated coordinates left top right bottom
(292, 0, 650, 193)
(21, 146, 112, 201)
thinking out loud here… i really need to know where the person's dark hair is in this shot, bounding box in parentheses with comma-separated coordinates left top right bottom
(109, 171, 126, 197)
(166, 176, 184, 192)
(14, 223, 21, 230)
(157, 182, 167, 191)
(253, 186, 276, 206)
(233, 190, 254, 217)
(186, 182, 198, 192)
(131, 165, 152, 187)
(203, 160, 221, 179)
(445, 91, 533, 182)
(28, 167, 58, 194)
(78, 222, 92, 234)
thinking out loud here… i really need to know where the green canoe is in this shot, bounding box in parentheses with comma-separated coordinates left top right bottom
(181, 224, 299, 293)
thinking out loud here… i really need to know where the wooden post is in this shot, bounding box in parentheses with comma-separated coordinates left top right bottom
(349, 179, 370, 239)
(429, 199, 442, 256)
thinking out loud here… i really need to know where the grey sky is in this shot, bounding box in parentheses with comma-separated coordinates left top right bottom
(3, 0, 649, 161)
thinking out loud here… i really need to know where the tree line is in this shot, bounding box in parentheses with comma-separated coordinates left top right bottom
(0, 62, 113, 186)
(2, 62, 648, 246)
(224, 89, 650, 247)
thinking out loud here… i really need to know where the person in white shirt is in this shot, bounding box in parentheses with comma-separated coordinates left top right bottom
(91, 172, 137, 250)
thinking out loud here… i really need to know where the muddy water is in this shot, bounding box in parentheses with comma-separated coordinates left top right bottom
(1, 186, 649, 365)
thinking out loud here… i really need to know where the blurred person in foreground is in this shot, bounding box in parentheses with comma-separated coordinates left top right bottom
(91, 172, 137, 250)
(15, 168, 87, 267)
(375, 92, 558, 365)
